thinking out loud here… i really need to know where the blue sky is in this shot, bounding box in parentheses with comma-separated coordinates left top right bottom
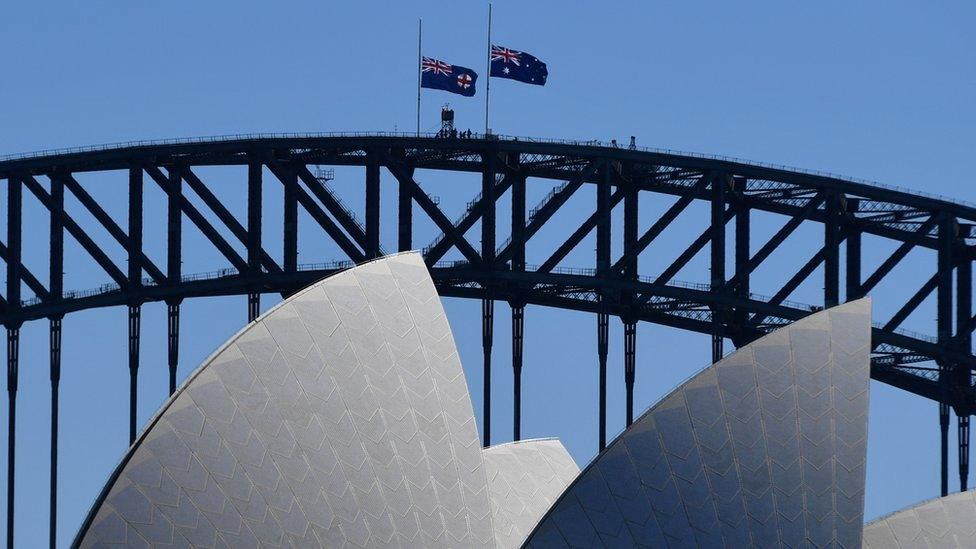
(1, 1, 975, 546)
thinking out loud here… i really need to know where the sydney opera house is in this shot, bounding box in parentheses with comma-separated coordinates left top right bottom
(74, 253, 976, 547)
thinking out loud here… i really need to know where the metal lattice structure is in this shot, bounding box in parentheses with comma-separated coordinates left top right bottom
(1, 133, 974, 546)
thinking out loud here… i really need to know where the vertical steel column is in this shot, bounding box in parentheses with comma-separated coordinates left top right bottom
(127, 305, 141, 444)
(623, 168, 638, 427)
(961, 415, 971, 491)
(710, 173, 726, 362)
(941, 403, 951, 496)
(481, 151, 496, 446)
(127, 167, 143, 446)
(846, 225, 862, 301)
(597, 313, 609, 451)
(128, 167, 143, 286)
(511, 304, 524, 441)
(247, 295, 259, 323)
(596, 161, 611, 275)
(938, 215, 954, 496)
(366, 154, 381, 259)
(48, 319, 60, 549)
(167, 167, 182, 282)
(622, 167, 638, 279)
(957, 251, 972, 491)
(597, 162, 611, 449)
(825, 192, 841, 308)
(6, 174, 21, 549)
(511, 158, 526, 441)
(166, 303, 180, 395)
(247, 160, 262, 321)
(733, 180, 750, 329)
(482, 151, 496, 263)
(283, 164, 298, 272)
(511, 164, 526, 273)
(48, 173, 63, 549)
(398, 165, 413, 252)
(481, 298, 494, 447)
(5, 328, 19, 549)
(49, 175, 64, 301)
(623, 320, 636, 426)
(165, 167, 183, 400)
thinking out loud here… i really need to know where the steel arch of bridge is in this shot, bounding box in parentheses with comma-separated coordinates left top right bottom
(1, 133, 975, 546)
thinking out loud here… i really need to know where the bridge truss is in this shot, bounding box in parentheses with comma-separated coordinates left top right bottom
(1, 133, 975, 546)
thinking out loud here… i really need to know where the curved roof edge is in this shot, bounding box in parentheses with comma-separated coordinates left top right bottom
(483, 437, 560, 449)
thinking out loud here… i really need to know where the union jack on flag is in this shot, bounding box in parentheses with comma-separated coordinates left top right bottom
(489, 44, 548, 86)
(422, 57, 452, 76)
(420, 56, 478, 97)
(490, 46, 522, 66)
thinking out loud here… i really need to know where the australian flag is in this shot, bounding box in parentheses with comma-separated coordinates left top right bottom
(421, 57, 478, 97)
(490, 45, 548, 86)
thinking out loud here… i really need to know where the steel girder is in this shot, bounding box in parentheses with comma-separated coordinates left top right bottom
(0, 134, 974, 414)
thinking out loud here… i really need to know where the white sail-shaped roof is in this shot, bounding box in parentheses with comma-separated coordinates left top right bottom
(863, 490, 976, 548)
(76, 253, 493, 548)
(74, 256, 877, 548)
(484, 439, 579, 548)
(524, 299, 872, 548)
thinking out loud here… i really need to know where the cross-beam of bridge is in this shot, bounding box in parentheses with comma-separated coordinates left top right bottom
(1, 133, 974, 546)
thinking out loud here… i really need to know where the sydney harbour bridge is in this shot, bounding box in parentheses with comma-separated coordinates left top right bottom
(1, 133, 974, 545)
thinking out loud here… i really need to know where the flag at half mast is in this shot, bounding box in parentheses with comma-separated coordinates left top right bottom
(421, 57, 478, 97)
(490, 45, 548, 86)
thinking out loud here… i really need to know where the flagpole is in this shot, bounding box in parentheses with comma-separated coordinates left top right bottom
(484, 3, 492, 134)
(416, 18, 422, 136)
